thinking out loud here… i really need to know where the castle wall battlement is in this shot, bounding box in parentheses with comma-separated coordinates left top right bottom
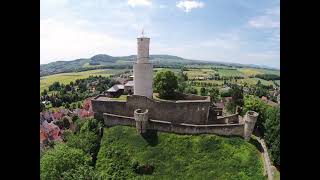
(103, 113, 244, 137)
(92, 95, 258, 139)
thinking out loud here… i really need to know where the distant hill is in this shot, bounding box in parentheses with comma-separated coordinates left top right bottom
(40, 54, 278, 76)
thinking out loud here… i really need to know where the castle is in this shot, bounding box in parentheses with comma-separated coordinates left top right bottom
(91, 33, 258, 140)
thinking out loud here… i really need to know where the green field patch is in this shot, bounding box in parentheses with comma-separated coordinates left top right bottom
(238, 68, 263, 76)
(239, 78, 274, 86)
(40, 69, 118, 93)
(96, 126, 265, 179)
(185, 68, 217, 79)
(194, 80, 224, 85)
(215, 69, 245, 77)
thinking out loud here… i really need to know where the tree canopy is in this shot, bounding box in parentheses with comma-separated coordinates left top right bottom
(40, 143, 93, 179)
(153, 71, 178, 99)
(264, 106, 280, 167)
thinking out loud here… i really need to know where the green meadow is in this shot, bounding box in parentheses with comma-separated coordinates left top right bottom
(96, 126, 266, 179)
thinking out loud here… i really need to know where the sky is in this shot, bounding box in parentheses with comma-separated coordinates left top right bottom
(40, 0, 280, 68)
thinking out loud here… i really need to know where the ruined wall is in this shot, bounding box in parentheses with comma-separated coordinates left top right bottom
(103, 113, 244, 137)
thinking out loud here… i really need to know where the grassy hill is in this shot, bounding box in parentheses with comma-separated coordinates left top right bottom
(95, 126, 265, 179)
(40, 54, 279, 76)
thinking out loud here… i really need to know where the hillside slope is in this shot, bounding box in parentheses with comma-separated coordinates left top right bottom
(96, 126, 265, 179)
(40, 54, 278, 76)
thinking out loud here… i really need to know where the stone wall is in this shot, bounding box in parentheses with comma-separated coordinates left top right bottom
(103, 113, 244, 137)
(129, 95, 211, 124)
(92, 95, 212, 125)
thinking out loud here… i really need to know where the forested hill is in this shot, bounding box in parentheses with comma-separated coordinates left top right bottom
(40, 54, 278, 76)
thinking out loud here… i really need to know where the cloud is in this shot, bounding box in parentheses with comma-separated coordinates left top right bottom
(127, 0, 152, 7)
(248, 16, 279, 28)
(159, 5, 167, 9)
(40, 19, 134, 64)
(176, 0, 204, 12)
(248, 6, 280, 29)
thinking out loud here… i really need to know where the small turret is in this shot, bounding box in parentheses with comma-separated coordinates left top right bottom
(244, 111, 259, 141)
(134, 109, 149, 134)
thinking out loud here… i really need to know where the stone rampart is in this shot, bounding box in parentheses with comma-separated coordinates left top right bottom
(92, 95, 212, 125)
(103, 113, 244, 137)
(126, 95, 211, 124)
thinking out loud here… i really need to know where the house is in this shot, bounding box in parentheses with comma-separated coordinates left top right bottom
(106, 84, 124, 97)
(88, 80, 99, 92)
(41, 121, 62, 142)
(40, 127, 48, 144)
(124, 81, 134, 94)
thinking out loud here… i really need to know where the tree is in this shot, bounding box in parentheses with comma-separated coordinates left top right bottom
(40, 143, 93, 179)
(185, 86, 198, 95)
(65, 84, 72, 91)
(61, 165, 97, 180)
(264, 106, 280, 167)
(49, 82, 61, 91)
(208, 87, 220, 103)
(153, 71, 178, 99)
(242, 95, 268, 135)
(72, 103, 77, 110)
(40, 101, 45, 112)
(41, 89, 48, 96)
(72, 115, 79, 123)
(65, 102, 70, 109)
(200, 87, 207, 96)
(62, 116, 71, 129)
(65, 131, 100, 159)
(78, 82, 87, 93)
(230, 84, 244, 107)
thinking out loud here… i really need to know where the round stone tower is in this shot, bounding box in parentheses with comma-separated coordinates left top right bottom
(133, 32, 153, 98)
(134, 109, 149, 134)
(244, 111, 259, 141)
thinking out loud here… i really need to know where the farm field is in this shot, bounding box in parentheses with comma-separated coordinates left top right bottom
(96, 126, 266, 179)
(41, 66, 280, 94)
(40, 69, 128, 93)
(239, 78, 275, 86)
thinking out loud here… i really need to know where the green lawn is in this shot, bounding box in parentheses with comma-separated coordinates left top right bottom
(96, 126, 266, 179)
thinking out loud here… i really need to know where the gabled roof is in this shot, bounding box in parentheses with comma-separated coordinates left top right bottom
(124, 81, 134, 87)
(107, 84, 124, 92)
